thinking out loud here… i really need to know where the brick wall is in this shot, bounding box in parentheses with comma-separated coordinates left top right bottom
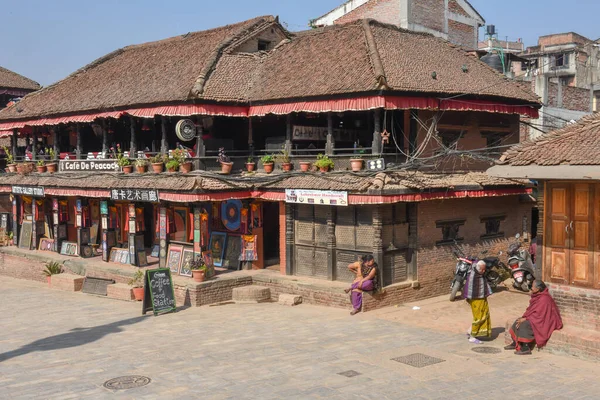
(335, 0, 401, 26)
(549, 284, 600, 331)
(411, 0, 445, 32)
(448, 20, 475, 49)
(0, 252, 47, 283)
(548, 82, 590, 111)
(448, 0, 469, 17)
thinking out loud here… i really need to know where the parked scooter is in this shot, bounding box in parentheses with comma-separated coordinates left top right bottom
(449, 246, 503, 302)
(506, 233, 536, 292)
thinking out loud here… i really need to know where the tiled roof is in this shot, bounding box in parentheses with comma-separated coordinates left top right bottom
(500, 114, 600, 166)
(0, 66, 40, 91)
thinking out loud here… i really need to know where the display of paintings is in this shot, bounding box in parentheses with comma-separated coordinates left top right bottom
(101, 216, 108, 230)
(223, 235, 242, 269)
(119, 250, 130, 264)
(53, 212, 59, 226)
(38, 238, 55, 252)
(179, 248, 194, 277)
(128, 220, 136, 234)
(76, 199, 82, 213)
(166, 244, 184, 274)
(240, 235, 258, 261)
(171, 207, 189, 242)
(221, 200, 242, 232)
(89, 223, 98, 245)
(109, 247, 130, 265)
(209, 232, 227, 267)
(60, 241, 78, 256)
(151, 244, 160, 258)
(109, 248, 118, 262)
(137, 251, 148, 267)
(76, 214, 82, 228)
(18, 221, 33, 250)
(100, 201, 108, 215)
(57, 224, 67, 239)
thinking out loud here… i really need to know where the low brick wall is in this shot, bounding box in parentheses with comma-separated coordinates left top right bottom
(0, 251, 48, 283)
(107, 283, 135, 301)
(549, 284, 600, 331)
(51, 273, 84, 292)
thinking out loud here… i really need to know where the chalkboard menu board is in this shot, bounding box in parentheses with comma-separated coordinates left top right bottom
(142, 268, 176, 316)
(223, 235, 242, 269)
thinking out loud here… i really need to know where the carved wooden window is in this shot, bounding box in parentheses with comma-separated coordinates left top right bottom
(335, 206, 372, 251)
(435, 218, 466, 245)
(480, 214, 506, 239)
(294, 205, 328, 248)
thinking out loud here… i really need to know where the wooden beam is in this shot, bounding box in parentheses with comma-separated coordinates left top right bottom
(76, 124, 82, 160)
(129, 117, 137, 158)
(161, 116, 168, 154)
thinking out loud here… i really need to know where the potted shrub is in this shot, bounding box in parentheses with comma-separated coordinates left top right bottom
(314, 154, 334, 172)
(42, 261, 63, 286)
(135, 158, 148, 173)
(173, 148, 193, 173)
(349, 155, 363, 172)
(112, 144, 132, 173)
(275, 148, 293, 172)
(8, 231, 13, 246)
(46, 148, 58, 173)
(150, 154, 165, 173)
(245, 157, 256, 172)
(166, 158, 180, 173)
(217, 147, 233, 174)
(36, 159, 47, 173)
(4, 147, 16, 173)
(128, 269, 145, 301)
(261, 154, 275, 174)
(299, 161, 311, 172)
(189, 258, 208, 283)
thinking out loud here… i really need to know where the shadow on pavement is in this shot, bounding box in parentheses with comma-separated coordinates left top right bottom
(0, 316, 146, 363)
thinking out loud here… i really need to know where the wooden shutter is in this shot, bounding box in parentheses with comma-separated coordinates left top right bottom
(570, 184, 594, 287)
(545, 183, 570, 284)
(294, 205, 314, 246)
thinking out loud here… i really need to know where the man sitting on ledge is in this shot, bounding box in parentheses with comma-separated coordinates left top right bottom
(505, 280, 563, 355)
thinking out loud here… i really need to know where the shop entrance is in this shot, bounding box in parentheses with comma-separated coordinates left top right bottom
(262, 201, 280, 267)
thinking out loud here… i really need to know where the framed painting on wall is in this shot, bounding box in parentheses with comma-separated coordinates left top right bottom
(209, 232, 227, 267)
(179, 248, 194, 277)
(166, 244, 184, 274)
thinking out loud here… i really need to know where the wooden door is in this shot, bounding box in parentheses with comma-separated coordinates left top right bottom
(570, 184, 594, 287)
(545, 184, 570, 284)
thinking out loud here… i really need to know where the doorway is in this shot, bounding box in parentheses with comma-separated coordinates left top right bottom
(262, 201, 280, 267)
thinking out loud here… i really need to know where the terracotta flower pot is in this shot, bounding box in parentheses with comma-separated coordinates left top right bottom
(132, 287, 144, 301)
(16, 164, 23, 174)
(319, 166, 330, 173)
(192, 270, 206, 283)
(220, 161, 233, 174)
(152, 163, 164, 173)
(24, 163, 34, 173)
(299, 162, 311, 172)
(7, 164, 16, 173)
(136, 165, 147, 174)
(37, 165, 47, 173)
(46, 163, 58, 173)
(167, 167, 177, 173)
(245, 162, 256, 172)
(122, 165, 133, 174)
(263, 162, 274, 174)
(180, 161, 193, 174)
(281, 162, 293, 172)
(350, 159, 363, 172)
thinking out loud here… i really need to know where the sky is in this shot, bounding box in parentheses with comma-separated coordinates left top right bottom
(1, 0, 599, 87)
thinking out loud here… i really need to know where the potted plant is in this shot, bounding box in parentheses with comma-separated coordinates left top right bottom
(189, 258, 208, 283)
(166, 158, 180, 173)
(299, 161, 311, 172)
(349, 155, 363, 172)
(46, 148, 58, 173)
(245, 157, 256, 172)
(260, 154, 275, 174)
(150, 154, 165, 173)
(275, 148, 293, 172)
(128, 269, 145, 301)
(113, 144, 132, 173)
(314, 154, 334, 172)
(36, 159, 47, 173)
(8, 231, 13, 246)
(42, 261, 63, 287)
(217, 147, 233, 174)
(4, 147, 16, 173)
(173, 148, 193, 173)
(135, 158, 148, 173)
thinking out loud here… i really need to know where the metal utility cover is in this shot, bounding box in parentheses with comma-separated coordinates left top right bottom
(338, 370, 361, 378)
(103, 376, 151, 390)
(82, 277, 115, 296)
(391, 353, 446, 368)
(471, 346, 502, 354)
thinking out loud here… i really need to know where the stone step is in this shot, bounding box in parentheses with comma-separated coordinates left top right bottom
(232, 285, 271, 303)
(50, 273, 84, 292)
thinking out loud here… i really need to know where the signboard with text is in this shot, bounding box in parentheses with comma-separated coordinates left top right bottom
(59, 160, 119, 172)
(292, 125, 358, 142)
(285, 189, 348, 206)
(12, 185, 45, 197)
(110, 189, 159, 202)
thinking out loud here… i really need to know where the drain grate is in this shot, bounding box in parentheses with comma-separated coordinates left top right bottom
(338, 370, 361, 378)
(82, 277, 115, 296)
(471, 346, 502, 354)
(391, 353, 445, 368)
(103, 376, 151, 390)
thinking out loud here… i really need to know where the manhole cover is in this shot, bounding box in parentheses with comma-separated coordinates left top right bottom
(82, 277, 115, 296)
(103, 376, 151, 390)
(391, 353, 445, 368)
(338, 370, 361, 378)
(471, 346, 502, 354)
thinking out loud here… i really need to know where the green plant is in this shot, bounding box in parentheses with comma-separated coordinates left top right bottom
(246, 157, 254, 163)
(260, 154, 274, 164)
(47, 147, 56, 160)
(128, 270, 144, 288)
(135, 158, 148, 167)
(150, 154, 165, 164)
(3, 146, 14, 164)
(274, 148, 291, 164)
(111, 144, 131, 167)
(171, 148, 186, 164)
(314, 154, 334, 169)
(166, 159, 180, 170)
(189, 258, 207, 271)
(43, 261, 63, 277)
(37, 159, 46, 167)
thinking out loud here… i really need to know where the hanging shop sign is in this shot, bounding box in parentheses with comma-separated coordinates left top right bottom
(292, 125, 357, 142)
(59, 160, 119, 172)
(110, 189, 159, 202)
(12, 185, 45, 197)
(285, 189, 348, 206)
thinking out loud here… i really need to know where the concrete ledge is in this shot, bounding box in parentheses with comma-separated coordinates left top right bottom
(278, 293, 302, 306)
(232, 285, 271, 303)
(107, 283, 134, 301)
(51, 273, 84, 292)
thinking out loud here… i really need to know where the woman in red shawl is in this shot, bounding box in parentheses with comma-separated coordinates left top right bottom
(505, 280, 563, 355)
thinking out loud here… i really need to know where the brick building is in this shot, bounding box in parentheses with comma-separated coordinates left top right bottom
(312, 0, 484, 50)
(0, 16, 540, 310)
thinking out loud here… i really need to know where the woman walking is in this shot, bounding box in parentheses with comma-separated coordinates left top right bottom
(464, 260, 492, 344)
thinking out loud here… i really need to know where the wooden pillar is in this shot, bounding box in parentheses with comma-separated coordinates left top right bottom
(31, 128, 37, 161)
(129, 117, 137, 159)
(407, 203, 418, 282)
(101, 121, 108, 154)
(326, 112, 334, 155)
(193, 207, 201, 259)
(248, 118, 254, 157)
(11, 129, 18, 161)
(128, 204, 137, 266)
(160, 116, 168, 154)
(31, 199, 38, 250)
(52, 199, 60, 253)
(100, 200, 109, 262)
(326, 206, 336, 281)
(372, 205, 384, 290)
(76, 124, 82, 159)
(12, 196, 19, 247)
(285, 203, 294, 276)
(372, 109, 382, 155)
(52, 127, 59, 160)
(159, 206, 168, 268)
(285, 114, 292, 154)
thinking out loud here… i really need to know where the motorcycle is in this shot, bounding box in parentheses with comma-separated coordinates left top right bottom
(507, 233, 536, 292)
(449, 247, 504, 302)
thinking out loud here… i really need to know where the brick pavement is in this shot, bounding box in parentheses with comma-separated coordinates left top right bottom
(1, 277, 599, 399)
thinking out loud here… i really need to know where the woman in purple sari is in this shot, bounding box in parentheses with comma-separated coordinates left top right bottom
(345, 255, 378, 315)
